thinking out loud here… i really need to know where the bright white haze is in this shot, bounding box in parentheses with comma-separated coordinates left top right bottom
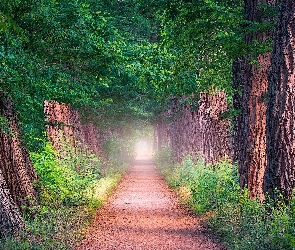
(135, 140, 152, 158)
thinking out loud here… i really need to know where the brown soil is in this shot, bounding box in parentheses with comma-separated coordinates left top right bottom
(75, 158, 225, 250)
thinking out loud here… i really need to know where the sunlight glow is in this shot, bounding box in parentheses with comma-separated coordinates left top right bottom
(135, 140, 152, 158)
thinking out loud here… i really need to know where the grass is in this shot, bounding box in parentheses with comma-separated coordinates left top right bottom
(154, 148, 295, 250)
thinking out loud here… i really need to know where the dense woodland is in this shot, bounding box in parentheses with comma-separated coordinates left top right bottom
(1, 0, 295, 249)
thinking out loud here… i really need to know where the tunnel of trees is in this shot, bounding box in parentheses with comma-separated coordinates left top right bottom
(1, 0, 295, 248)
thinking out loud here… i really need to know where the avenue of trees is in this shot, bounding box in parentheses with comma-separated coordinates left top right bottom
(1, 0, 295, 246)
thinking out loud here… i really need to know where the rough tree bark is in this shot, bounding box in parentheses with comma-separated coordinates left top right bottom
(0, 168, 25, 238)
(264, 0, 295, 200)
(44, 100, 104, 158)
(197, 93, 231, 164)
(0, 91, 38, 209)
(154, 117, 171, 151)
(232, 0, 277, 200)
(156, 92, 231, 164)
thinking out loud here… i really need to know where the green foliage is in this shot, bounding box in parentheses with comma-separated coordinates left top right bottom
(0, 136, 125, 249)
(156, 150, 295, 250)
(0, 0, 279, 151)
(26, 206, 95, 249)
(158, 155, 240, 213)
(154, 146, 173, 170)
(1, 0, 159, 150)
(0, 178, 120, 248)
(102, 133, 135, 171)
(128, 0, 278, 101)
(148, 0, 246, 97)
(0, 206, 96, 250)
(29, 134, 129, 209)
(0, 115, 11, 134)
(30, 140, 103, 207)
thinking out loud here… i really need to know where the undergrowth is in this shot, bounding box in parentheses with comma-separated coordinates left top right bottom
(155, 147, 295, 250)
(0, 137, 127, 250)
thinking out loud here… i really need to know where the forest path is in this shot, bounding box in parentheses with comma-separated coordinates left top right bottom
(75, 157, 225, 250)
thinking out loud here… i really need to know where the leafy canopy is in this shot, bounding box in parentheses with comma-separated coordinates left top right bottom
(0, 0, 277, 148)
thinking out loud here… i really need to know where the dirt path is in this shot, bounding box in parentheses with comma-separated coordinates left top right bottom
(76, 158, 225, 250)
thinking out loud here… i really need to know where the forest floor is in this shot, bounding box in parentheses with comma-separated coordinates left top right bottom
(75, 157, 225, 250)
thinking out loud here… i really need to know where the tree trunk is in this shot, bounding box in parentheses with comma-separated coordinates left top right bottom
(164, 93, 231, 164)
(232, 0, 277, 200)
(0, 91, 38, 210)
(264, 0, 295, 200)
(0, 168, 25, 238)
(199, 93, 232, 163)
(154, 116, 171, 151)
(44, 100, 104, 158)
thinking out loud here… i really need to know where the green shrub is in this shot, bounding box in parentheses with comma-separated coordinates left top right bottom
(30, 140, 103, 207)
(154, 146, 173, 171)
(0, 138, 126, 249)
(102, 134, 134, 171)
(0, 205, 95, 250)
(156, 150, 295, 250)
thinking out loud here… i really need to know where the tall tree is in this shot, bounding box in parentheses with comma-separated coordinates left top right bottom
(0, 91, 35, 237)
(264, 0, 295, 200)
(232, 0, 277, 199)
(0, 91, 38, 209)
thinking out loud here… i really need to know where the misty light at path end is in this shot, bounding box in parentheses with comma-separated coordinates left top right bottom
(135, 140, 153, 159)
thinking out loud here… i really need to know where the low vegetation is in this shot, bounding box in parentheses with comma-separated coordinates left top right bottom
(155, 147, 295, 250)
(0, 137, 129, 250)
